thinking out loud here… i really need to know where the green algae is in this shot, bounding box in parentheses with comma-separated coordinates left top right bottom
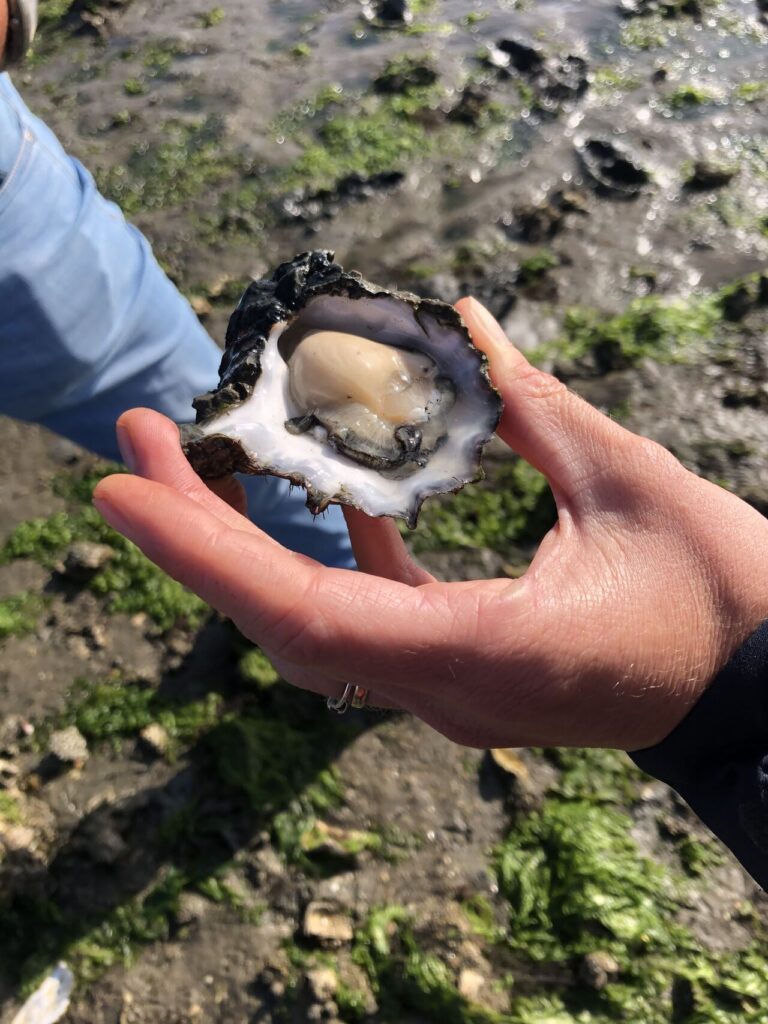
(36, 0, 79, 28)
(238, 646, 281, 690)
(59, 677, 222, 754)
(0, 592, 46, 641)
(592, 67, 643, 95)
(405, 460, 556, 556)
(197, 7, 226, 28)
(96, 117, 241, 218)
(540, 747, 644, 805)
(546, 290, 723, 369)
(734, 82, 768, 104)
(494, 801, 681, 961)
(667, 84, 718, 111)
(0, 792, 22, 824)
(2, 467, 208, 632)
(517, 249, 559, 286)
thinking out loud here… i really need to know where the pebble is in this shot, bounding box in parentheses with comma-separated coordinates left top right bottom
(685, 160, 738, 191)
(458, 968, 486, 1001)
(302, 902, 354, 946)
(579, 951, 620, 990)
(139, 723, 171, 758)
(48, 726, 89, 766)
(64, 541, 114, 577)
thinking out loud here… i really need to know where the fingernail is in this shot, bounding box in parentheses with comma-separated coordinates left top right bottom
(467, 297, 510, 347)
(116, 424, 136, 473)
(93, 493, 138, 546)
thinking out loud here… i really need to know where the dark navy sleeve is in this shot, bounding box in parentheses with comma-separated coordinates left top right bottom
(630, 620, 768, 889)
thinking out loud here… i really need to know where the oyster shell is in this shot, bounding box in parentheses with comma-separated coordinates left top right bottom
(184, 251, 502, 527)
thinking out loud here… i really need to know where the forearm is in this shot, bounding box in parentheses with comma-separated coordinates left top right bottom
(0, 75, 220, 437)
(631, 620, 768, 888)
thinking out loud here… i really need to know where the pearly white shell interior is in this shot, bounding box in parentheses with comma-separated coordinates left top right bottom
(200, 294, 497, 522)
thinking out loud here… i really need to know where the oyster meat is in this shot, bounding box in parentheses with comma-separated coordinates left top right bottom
(184, 251, 502, 527)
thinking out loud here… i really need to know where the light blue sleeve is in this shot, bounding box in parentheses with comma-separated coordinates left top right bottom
(0, 74, 354, 568)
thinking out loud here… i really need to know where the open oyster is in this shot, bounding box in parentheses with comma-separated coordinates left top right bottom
(184, 251, 502, 527)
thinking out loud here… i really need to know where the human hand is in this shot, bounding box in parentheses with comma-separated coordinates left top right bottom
(0, 3, 9, 63)
(93, 298, 768, 752)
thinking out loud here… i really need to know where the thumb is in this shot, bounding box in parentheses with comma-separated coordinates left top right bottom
(456, 297, 631, 501)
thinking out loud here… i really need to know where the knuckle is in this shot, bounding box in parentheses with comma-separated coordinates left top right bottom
(632, 435, 683, 478)
(266, 597, 326, 665)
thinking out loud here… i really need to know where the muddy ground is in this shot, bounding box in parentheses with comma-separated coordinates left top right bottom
(1, 0, 768, 1021)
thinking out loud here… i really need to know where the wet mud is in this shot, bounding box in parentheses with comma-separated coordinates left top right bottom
(1, 0, 768, 1021)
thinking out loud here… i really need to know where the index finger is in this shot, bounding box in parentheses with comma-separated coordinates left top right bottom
(456, 297, 634, 503)
(93, 473, 450, 690)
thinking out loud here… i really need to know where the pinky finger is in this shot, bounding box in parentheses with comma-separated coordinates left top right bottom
(266, 651, 403, 711)
(343, 507, 434, 586)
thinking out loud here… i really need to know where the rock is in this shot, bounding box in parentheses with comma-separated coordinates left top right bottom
(577, 138, 651, 197)
(48, 726, 89, 766)
(190, 295, 213, 318)
(64, 541, 114, 578)
(579, 951, 620, 990)
(303, 902, 354, 946)
(684, 159, 738, 191)
(139, 723, 171, 758)
(306, 967, 338, 1003)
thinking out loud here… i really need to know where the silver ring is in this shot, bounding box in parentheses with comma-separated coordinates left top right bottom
(327, 685, 369, 714)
